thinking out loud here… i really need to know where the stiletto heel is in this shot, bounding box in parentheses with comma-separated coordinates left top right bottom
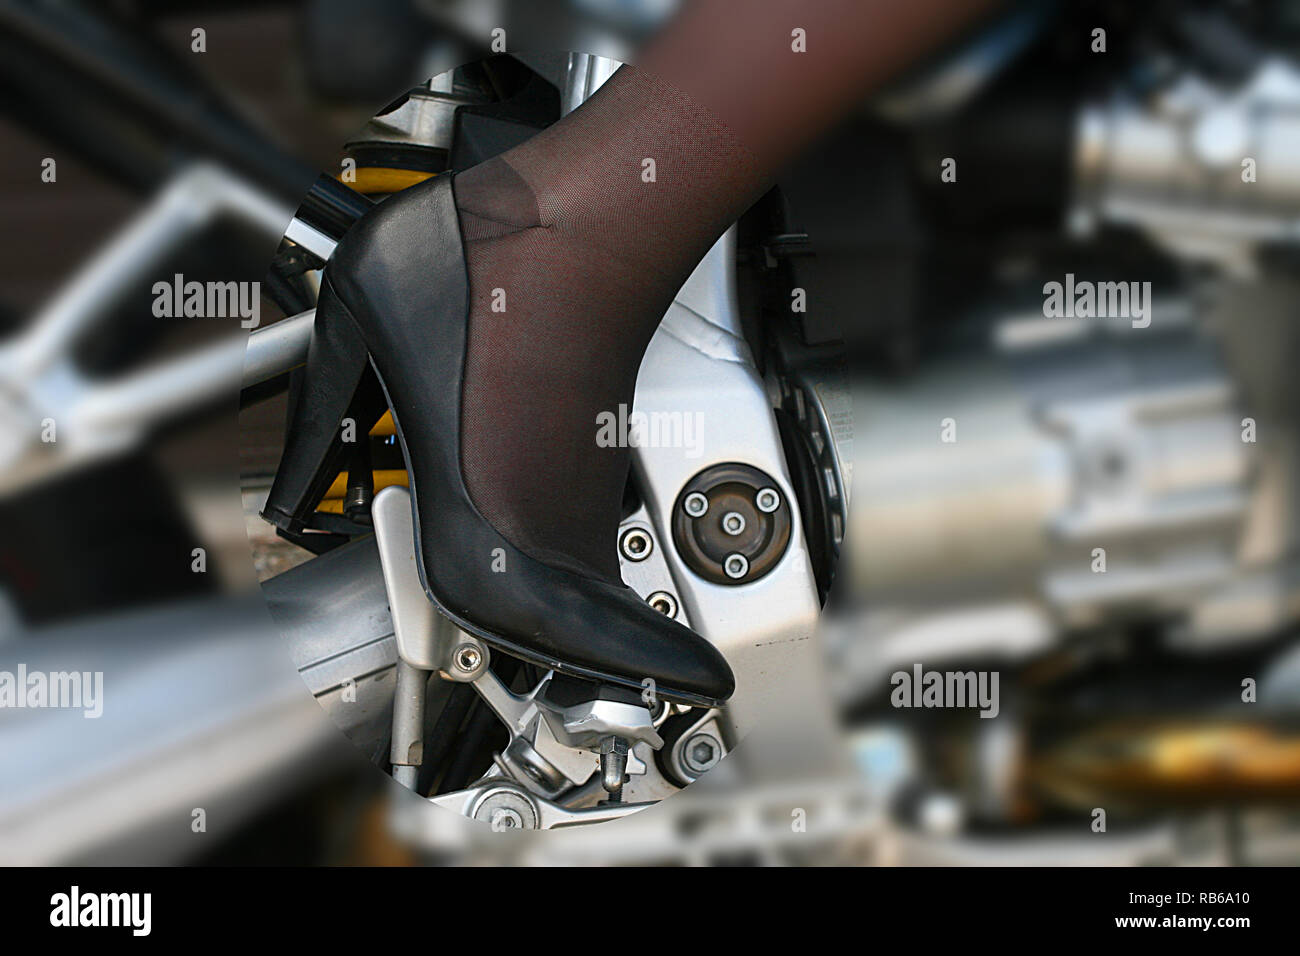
(261, 279, 386, 539)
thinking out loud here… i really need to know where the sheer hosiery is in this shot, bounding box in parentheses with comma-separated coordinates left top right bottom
(453, 66, 764, 580)
(452, 1, 996, 581)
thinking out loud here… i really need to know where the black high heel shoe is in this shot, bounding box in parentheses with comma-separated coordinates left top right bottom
(261, 309, 386, 542)
(269, 174, 735, 707)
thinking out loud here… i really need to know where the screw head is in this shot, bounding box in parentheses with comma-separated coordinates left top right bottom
(682, 732, 722, 774)
(491, 807, 523, 830)
(619, 527, 653, 561)
(755, 487, 780, 513)
(721, 511, 746, 536)
(723, 553, 749, 580)
(646, 590, 678, 618)
(453, 643, 483, 674)
(471, 785, 538, 830)
(683, 492, 709, 518)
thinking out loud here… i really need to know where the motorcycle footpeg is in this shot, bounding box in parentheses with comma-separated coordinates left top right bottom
(467, 663, 663, 800)
(530, 675, 663, 801)
(534, 672, 664, 752)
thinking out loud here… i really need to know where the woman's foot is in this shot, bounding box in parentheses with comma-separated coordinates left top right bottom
(269, 67, 767, 704)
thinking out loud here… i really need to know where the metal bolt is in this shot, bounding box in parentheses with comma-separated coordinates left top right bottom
(344, 485, 372, 515)
(755, 487, 780, 513)
(683, 492, 709, 517)
(682, 732, 722, 774)
(646, 590, 678, 618)
(491, 807, 523, 830)
(600, 736, 629, 797)
(721, 511, 746, 536)
(619, 527, 653, 561)
(453, 643, 483, 674)
(471, 786, 538, 830)
(723, 553, 749, 580)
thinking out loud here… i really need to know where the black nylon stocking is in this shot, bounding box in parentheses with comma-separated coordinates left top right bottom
(452, 66, 765, 581)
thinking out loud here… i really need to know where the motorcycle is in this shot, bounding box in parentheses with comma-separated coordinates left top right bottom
(3, 0, 1299, 861)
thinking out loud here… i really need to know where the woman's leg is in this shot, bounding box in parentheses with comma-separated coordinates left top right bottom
(453, 67, 761, 580)
(642, 0, 998, 173)
(452, 2, 998, 579)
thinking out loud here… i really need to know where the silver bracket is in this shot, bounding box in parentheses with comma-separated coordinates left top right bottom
(375, 487, 666, 815)
(430, 780, 650, 830)
(374, 486, 490, 790)
(372, 486, 488, 681)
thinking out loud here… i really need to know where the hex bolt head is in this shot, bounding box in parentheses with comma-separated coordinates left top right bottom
(683, 492, 709, 518)
(721, 511, 746, 536)
(453, 643, 483, 674)
(682, 732, 722, 774)
(600, 736, 630, 794)
(491, 807, 523, 829)
(619, 527, 653, 562)
(723, 553, 749, 580)
(471, 786, 539, 829)
(755, 487, 780, 513)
